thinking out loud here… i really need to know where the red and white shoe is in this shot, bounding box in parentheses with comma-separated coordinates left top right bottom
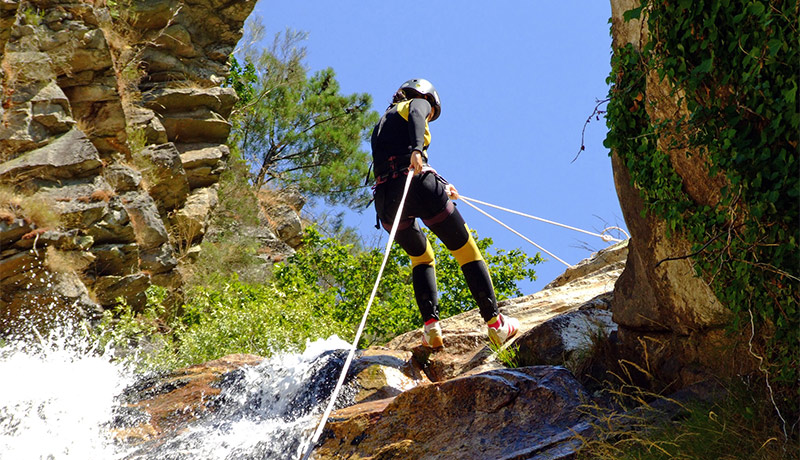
(487, 314, 519, 346)
(422, 319, 444, 349)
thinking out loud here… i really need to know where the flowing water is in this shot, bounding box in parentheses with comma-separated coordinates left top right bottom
(0, 320, 353, 460)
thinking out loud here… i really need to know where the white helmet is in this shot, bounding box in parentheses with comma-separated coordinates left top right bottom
(399, 78, 441, 121)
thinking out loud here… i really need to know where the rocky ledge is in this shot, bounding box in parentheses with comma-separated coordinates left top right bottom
(113, 242, 629, 460)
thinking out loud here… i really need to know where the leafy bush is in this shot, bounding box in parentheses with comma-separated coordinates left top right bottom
(91, 282, 351, 371)
(172, 280, 351, 368)
(274, 226, 541, 346)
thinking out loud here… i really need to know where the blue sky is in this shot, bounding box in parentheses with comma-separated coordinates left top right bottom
(248, 1, 626, 293)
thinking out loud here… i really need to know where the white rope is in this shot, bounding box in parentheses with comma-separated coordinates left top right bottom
(459, 196, 573, 268)
(459, 195, 627, 243)
(299, 170, 415, 460)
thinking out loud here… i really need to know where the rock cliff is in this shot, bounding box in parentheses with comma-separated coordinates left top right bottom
(0, 0, 256, 329)
(607, 0, 754, 390)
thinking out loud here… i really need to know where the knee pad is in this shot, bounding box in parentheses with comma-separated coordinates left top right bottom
(450, 226, 483, 267)
(409, 238, 435, 268)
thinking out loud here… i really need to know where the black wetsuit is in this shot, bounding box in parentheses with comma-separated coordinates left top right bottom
(371, 98, 499, 323)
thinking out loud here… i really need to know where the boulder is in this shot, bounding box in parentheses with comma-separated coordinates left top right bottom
(387, 242, 627, 382)
(0, 128, 102, 183)
(143, 87, 236, 144)
(91, 272, 150, 308)
(29, 80, 74, 135)
(126, 106, 169, 146)
(137, 143, 190, 213)
(545, 240, 628, 289)
(104, 163, 143, 193)
(176, 143, 228, 189)
(120, 191, 169, 249)
(349, 347, 430, 404)
(514, 300, 616, 367)
(143, 87, 238, 118)
(88, 243, 139, 277)
(159, 108, 232, 144)
(0, 269, 101, 335)
(607, 0, 749, 389)
(170, 186, 218, 246)
(269, 204, 304, 248)
(88, 196, 137, 245)
(112, 354, 264, 444)
(0, 218, 32, 248)
(315, 367, 591, 460)
(139, 243, 178, 275)
(0, 0, 254, 326)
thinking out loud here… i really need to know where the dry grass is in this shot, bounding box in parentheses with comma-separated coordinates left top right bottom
(0, 186, 61, 229)
(168, 212, 203, 261)
(573, 379, 796, 460)
(75, 117, 98, 138)
(565, 323, 798, 460)
(98, 0, 182, 111)
(91, 189, 115, 202)
(45, 246, 92, 275)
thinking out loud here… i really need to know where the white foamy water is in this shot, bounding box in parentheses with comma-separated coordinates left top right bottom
(0, 325, 134, 460)
(0, 322, 352, 460)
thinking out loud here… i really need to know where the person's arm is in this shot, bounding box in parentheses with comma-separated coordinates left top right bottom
(407, 99, 432, 174)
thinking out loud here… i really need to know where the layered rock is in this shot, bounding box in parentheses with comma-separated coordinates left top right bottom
(0, 0, 255, 331)
(608, 0, 752, 388)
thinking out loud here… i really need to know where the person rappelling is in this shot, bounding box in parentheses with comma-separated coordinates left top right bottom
(370, 78, 520, 349)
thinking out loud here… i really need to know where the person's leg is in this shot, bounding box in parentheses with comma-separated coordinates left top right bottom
(374, 178, 440, 323)
(391, 220, 439, 323)
(422, 203, 499, 323)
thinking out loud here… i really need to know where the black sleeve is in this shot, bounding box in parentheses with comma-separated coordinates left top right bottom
(407, 98, 431, 153)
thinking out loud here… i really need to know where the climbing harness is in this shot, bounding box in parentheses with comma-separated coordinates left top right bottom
(298, 170, 415, 460)
(458, 195, 629, 268)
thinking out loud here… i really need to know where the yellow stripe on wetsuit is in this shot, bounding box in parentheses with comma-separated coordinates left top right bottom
(396, 100, 431, 148)
(409, 239, 435, 268)
(450, 224, 484, 267)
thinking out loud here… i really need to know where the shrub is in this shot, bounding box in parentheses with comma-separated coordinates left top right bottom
(172, 280, 351, 368)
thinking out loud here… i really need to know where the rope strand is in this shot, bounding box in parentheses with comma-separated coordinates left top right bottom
(299, 171, 415, 460)
(459, 195, 627, 242)
(459, 196, 573, 268)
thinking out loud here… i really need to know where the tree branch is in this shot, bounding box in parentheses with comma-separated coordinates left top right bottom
(573, 98, 610, 163)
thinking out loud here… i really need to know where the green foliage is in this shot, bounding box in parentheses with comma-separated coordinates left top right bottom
(489, 342, 519, 368)
(226, 56, 258, 107)
(92, 286, 179, 371)
(226, 27, 379, 208)
(90, 281, 351, 371)
(274, 226, 541, 346)
(605, 0, 799, 406)
(21, 7, 44, 26)
(171, 280, 351, 368)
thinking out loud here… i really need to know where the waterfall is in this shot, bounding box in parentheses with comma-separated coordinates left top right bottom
(0, 320, 353, 460)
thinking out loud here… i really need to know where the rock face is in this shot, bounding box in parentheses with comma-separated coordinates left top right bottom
(0, 0, 256, 330)
(112, 244, 627, 459)
(387, 241, 627, 383)
(316, 367, 590, 460)
(608, 0, 752, 388)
